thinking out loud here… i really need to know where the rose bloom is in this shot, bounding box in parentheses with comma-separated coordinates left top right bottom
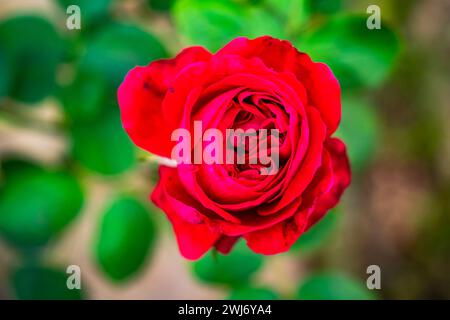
(118, 36, 351, 259)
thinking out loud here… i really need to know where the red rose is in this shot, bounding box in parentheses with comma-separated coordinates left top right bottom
(118, 36, 351, 260)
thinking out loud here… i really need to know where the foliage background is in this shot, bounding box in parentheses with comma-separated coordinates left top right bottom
(0, 0, 449, 299)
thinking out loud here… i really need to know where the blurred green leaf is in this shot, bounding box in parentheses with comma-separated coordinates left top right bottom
(265, 0, 309, 33)
(0, 47, 11, 99)
(57, 0, 112, 26)
(192, 240, 263, 286)
(12, 265, 83, 300)
(243, 7, 284, 39)
(70, 107, 135, 175)
(228, 286, 279, 300)
(292, 209, 338, 253)
(265, 0, 304, 16)
(335, 95, 380, 170)
(0, 159, 40, 184)
(0, 164, 83, 248)
(148, 0, 175, 11)
(307, 0, 341, 14)
(297, 273, 375, 300)
(95, 196, 156, 282)
(174, 0, 284, 52)
(0, 15, 64, 103)
(265, 0, 343, 35)
(58, 69, 107, 122)
(80, 23, 167, 89)
(297, 15, 400, 89)
(174, 0, 243, 52)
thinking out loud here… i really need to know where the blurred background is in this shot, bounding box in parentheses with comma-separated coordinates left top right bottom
(0, 0, 449, 300)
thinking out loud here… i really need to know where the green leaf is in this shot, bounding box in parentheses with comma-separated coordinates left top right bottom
(95, 196, 156, 282)
(265, 0, 309, 33)
(192, 240, 263, 286)
(0, 47, 11, 99)
(297, 15, 400, 89)
(0, 15, 64, 103)
(80, 23, 167, 89)
(242, 7, 284, 39)
(70, 107, 136, 175)
(228, 286, 279, 300)
(57, 0, 112, 26)
(58, 69, 107, 122)
(307, 0, 342, 14)
(173, 0, 285, 52)
(292, 209, 338, 253)
(297, 273, 375, 300)
(0, 159, 41, 184)
(12, 265, 83, 300)
(0, 163, 84, 248)
(335, 95, 379, 170)
(268, 0, 340, 33)
(173, 0, 243, 52)
(148, 0, 175, 11)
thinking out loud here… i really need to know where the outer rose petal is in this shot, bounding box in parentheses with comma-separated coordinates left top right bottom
(216, 36, 309, 75)
(152, 167, 220, 260)
(217, 36, 341, 135)
(307, 63, 341, 135)
(243, 212, 309, 255)
(306, 138, 351, 229)
(214, 236, 240, 254)
(118, 47, 211, 157)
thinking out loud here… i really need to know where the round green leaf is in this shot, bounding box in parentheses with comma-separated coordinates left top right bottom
(57, 0, 111, 26)
(228, 286, 279, 300)
(192, 240, 263, 286)
(292, 209, 338, 253)
(12, 265, 83, 300)
(58, 69, 107, 122)
(95, 196, 156, 282)
(335, 95, 379, 170)
(297, 273, 375, 300)
(70, 107, 135, 175)
(297, 15, 400, 89)
(0, 164, 84, 248)
(80, 23, 167, 89)
(0, 15, 63, 103)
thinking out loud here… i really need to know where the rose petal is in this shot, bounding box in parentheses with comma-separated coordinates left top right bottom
(151, 167, 220, 260)
(305, 138, 351, 229)
(217, 36, 341, 135)
(214, 236, 240, 254)
(118, 47, 211, 157)
(243, 211, 309, 255)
